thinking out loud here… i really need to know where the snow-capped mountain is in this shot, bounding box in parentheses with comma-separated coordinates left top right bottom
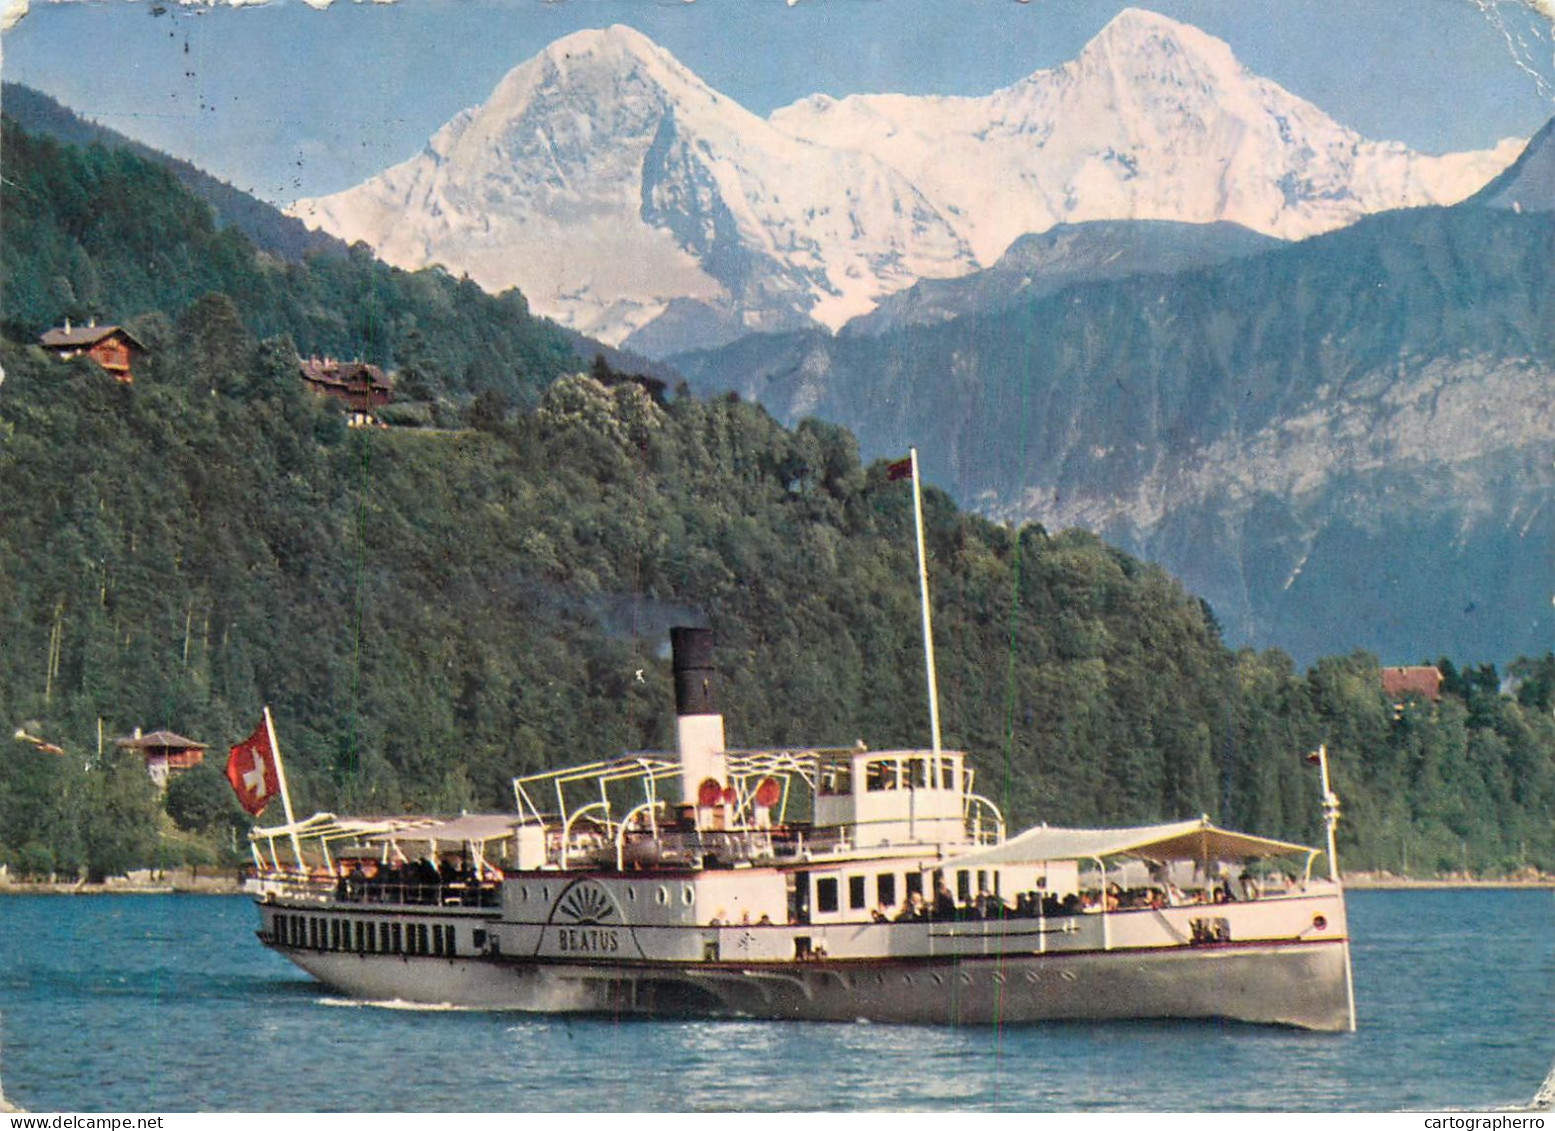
(290, 9, 1520, 353)
(288, 24, 974, 348)
(771, 8, 1521, 262)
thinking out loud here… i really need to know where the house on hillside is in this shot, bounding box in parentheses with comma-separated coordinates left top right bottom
(114, 729, 207, 788)
(299, 356, 392, 426)
(39, 319, 147, 382)
(1381, 665, 1444, 715)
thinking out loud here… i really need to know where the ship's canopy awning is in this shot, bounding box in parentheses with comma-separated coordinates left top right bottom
(931, 817, 1317, 871)
(250, 812, 520, 848)
(364, 814, 520, 848)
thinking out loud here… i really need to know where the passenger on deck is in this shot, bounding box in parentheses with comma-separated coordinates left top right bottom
(975, 888, 1004, 919)
(933, 877, 956, 921)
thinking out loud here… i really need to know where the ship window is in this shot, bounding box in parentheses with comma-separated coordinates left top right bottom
(939, 757, 955, 790)
(816, 877, 839, 914)
(330, 919, 341, 950)
(849, 875, 867, 910)
(355, 922, 366, 953)
(682, 884, 696, 906)
(910, 757, 931, 789)
(392, 923, 403, 954)
(818, 762, 852, 796)
(957, 870, 971, 904)
(379, 922, 390, 952)
(626, 888, 636, 902)
(876, 873, 897, 907)
(446, 927, 457, 957)
(433, 925, 443, 956)
(905, 872, 923, 899)
(977, 870, 988, 898)
(519, 885, 528, 902)
(417, 924, 429, 954)
(865, 759, 900, 791)
(657, 886, 669, 906)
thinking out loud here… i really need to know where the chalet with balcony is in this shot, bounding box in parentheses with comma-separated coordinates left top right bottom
(39, 319, 147, 383)
(299, 357, 392, 425)
(115, 729, 207, 788)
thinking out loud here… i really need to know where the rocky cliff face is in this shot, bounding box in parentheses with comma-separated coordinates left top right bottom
(288, 11, 1518, 356)
(672, 193, 1555, 665)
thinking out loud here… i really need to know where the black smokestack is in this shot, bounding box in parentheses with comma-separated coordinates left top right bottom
(670, 626, 717, 716)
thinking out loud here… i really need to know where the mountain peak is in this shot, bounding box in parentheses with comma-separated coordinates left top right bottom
(1467, 116, 1555, 212)
(543, 23, 665, 60)
(1075, 6, 1243, 80)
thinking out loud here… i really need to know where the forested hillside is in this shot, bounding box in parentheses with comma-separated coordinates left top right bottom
(0, 119, 580, 408)
(3, 118, 1554, 882)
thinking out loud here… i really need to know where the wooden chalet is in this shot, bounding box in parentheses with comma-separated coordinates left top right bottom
(38, 319, 147, 383)
(299, 357, 392, 425)
(1381, 665, 1444, 711)
(114, 729, 207, 788)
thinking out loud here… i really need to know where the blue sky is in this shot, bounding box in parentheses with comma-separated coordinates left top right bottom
(3, 0, 1553, 204)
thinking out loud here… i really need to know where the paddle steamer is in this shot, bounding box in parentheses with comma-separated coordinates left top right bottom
(244, 452, 1355, 1030)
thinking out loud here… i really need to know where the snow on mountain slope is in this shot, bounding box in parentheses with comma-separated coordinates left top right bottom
(290, 11, 1520, 351)
(289, 24, 974, 345)
(769, 8, 1521, 263)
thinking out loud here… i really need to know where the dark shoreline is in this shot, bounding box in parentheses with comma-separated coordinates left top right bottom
(0, 869, 245, 895)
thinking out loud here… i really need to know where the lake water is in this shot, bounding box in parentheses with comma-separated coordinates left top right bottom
(0, 889, 1551, 1112)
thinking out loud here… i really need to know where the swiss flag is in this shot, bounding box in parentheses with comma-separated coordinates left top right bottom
(226, 717, 280, 816)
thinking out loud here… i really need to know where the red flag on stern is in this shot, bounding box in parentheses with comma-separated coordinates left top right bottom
(885, 456, 913, 481)
(226, 717, 280, 816)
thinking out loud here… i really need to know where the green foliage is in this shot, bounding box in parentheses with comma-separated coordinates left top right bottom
(4, 117, 1554, 882)
(0, 118, 580, 408)
(165, 762, 245, 834)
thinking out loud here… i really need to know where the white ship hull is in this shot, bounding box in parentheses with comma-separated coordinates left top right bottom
(257, 876, 1355, 1031)
(275, 935, 1352, 1030)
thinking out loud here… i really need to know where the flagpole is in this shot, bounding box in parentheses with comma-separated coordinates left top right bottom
(1316, 743, 1340, 884)
(909, 448, 942, 757)
(263, 705, 305, 871)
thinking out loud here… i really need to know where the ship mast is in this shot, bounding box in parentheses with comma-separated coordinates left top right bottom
(907, 448, 942, 756)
